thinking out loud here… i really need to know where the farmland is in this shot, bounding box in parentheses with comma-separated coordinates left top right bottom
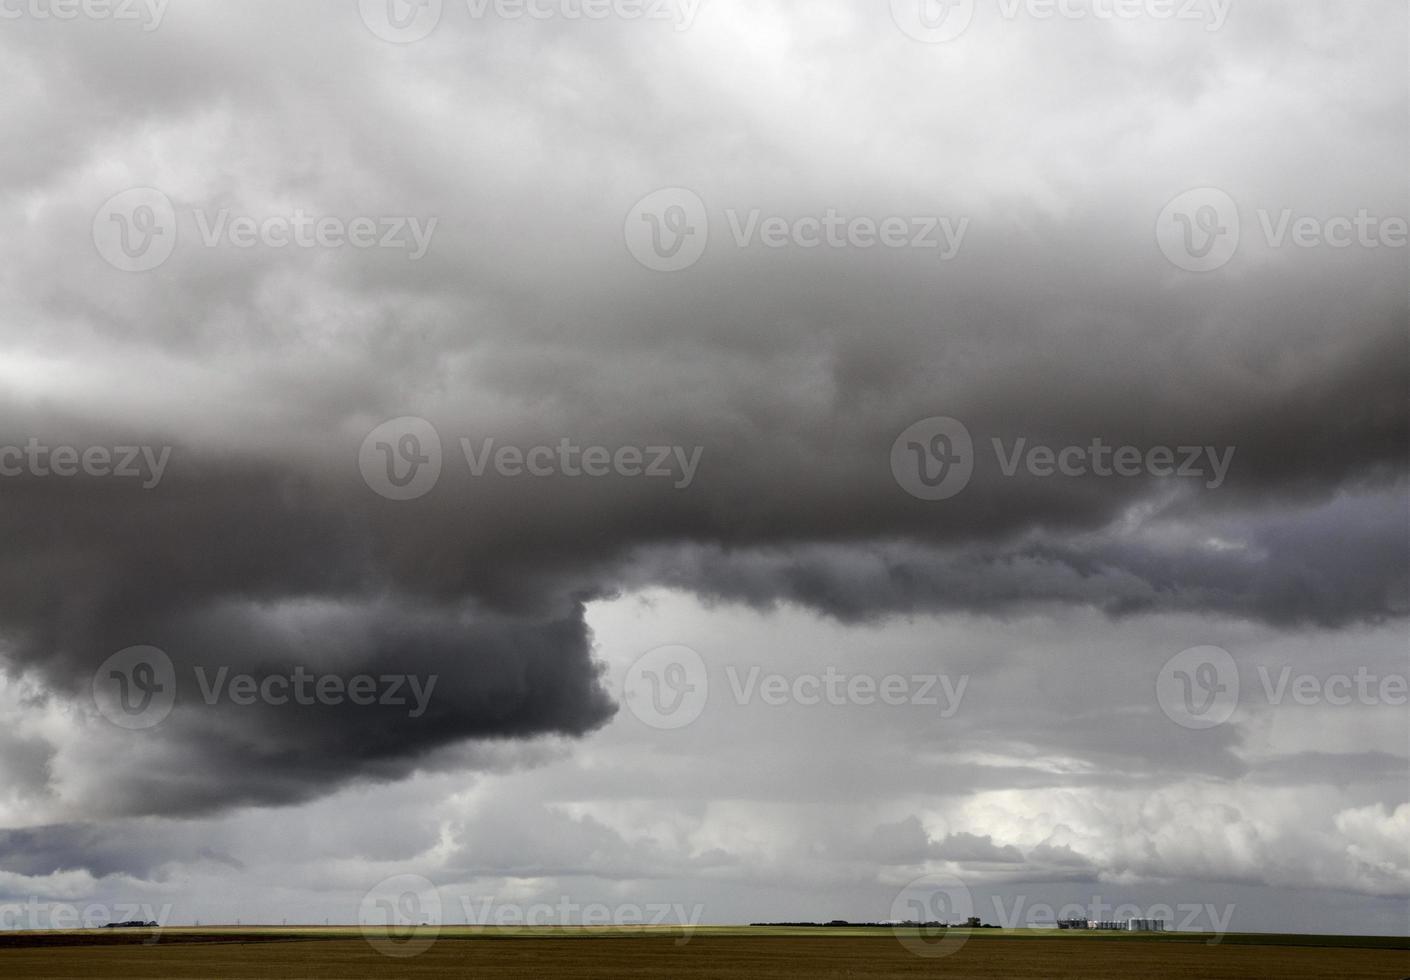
(1, 927, 1406, 979)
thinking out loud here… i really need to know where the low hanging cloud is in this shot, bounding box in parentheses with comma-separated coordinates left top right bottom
(0, 0, 1404, 929)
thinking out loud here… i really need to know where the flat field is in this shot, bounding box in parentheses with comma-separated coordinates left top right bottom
(0, 927, 1405, 979)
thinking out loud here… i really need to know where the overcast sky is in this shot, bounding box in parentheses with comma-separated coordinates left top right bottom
(0, 0, 1406, 939)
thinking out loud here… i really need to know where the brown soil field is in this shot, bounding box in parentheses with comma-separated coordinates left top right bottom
(1, 931, 1407, 979)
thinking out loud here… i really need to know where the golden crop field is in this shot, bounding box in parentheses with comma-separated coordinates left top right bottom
(2, 928, 1406, 979)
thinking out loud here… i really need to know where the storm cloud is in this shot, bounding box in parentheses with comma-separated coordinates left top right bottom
(0, 0, 1404, 934)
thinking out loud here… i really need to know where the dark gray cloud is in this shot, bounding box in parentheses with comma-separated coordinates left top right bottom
(0, 0, 1404, 932)
(629, 484, 1408, 627)
(0, 448, 617, 815)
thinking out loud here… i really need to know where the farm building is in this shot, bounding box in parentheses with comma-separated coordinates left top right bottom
(1080, 918, 1169, 931)
(1126, 918, 1167, 932)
